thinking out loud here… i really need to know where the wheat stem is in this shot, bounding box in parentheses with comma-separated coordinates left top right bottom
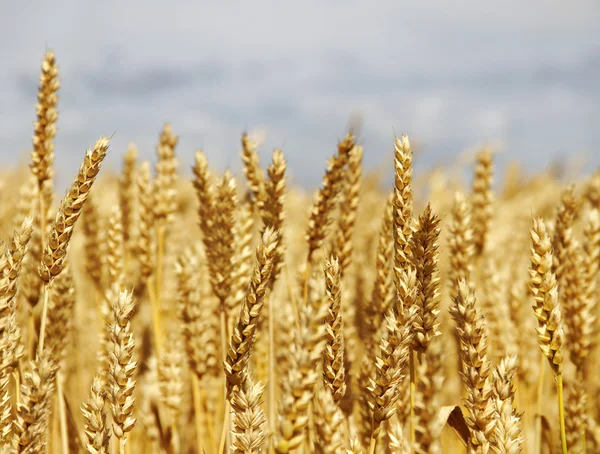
(268, 294, 276, 454)
(556, 374, 567, 454)
(154, 224, 166, 353)
(284, 263, 301, 333)
(218, 309, 229, 454)
(147, 277, 162, 354)
(192, 375, 205, 453)
(13, 370, 21, 405)
(37, 283, 50, 356)
(217, 400, 230, 454)
(368, 437, 377, 454)
(202, 388, 215, 453)
(409, 351, 416, 452)
(57, 375, 68, 454)
(172, 424, 180, 454)
(535, 356, 545, 454)
(28, 313, 36, 360)
(38, 187, 47, 253)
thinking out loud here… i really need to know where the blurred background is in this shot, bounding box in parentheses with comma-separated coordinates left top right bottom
(1, 0, 599, 188)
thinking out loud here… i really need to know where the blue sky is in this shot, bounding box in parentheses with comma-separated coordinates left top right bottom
(1, 0, 599, 187)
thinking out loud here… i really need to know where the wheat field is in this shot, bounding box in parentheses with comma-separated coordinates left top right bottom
(0, 50, 597, 454)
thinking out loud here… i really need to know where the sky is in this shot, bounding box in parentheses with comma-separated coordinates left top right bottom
(1, 0, 600, 188)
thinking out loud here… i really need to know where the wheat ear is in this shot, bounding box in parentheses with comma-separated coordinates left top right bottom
(119, 143, 138, 254)
(224, 228, 279, 393)
(409, 203, 441, 353)
(230, 375, 267, 454)
(314, 387, 345, 454)
(136, 161, 154, 284)
(30, 51, 59, 190)
(322, 256, 346, 404)
(30, 51, 59, 281)
(0, 216, 33, 444)
(552, 184, 578, 289)
(306, 133, 355, 263)
(38, 137, 109, 355)
(392, 134, 414, 284)
(106, 290, 137, 453)
(13, 349, 58, 453)
(274, 303, 326, 454)
(241, 132, 267, 210)
(81, 196, 103, 291)
(450, 279, 495, 453)
(364, 193, 394, 350)
(81, 374, 111, 454)
(471, 147, 493, 256)
(158, 332, 185, 452)
(490, 355, 523, 454)
(367, 303, 417, 450)
(529, 217, 566, 454)
(330, 144, 363, 276)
